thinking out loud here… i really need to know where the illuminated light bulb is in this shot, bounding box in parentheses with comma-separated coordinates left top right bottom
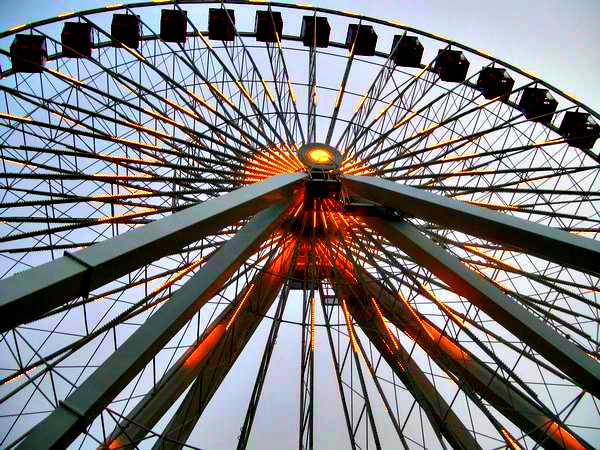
(308, 148, 333, 164)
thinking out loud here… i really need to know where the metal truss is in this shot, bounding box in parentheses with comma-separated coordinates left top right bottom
(1, 2, 599, 449)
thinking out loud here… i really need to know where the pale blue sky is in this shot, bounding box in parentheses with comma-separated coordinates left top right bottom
(0, 1, 598, 449)
(1, 0, 599, 111)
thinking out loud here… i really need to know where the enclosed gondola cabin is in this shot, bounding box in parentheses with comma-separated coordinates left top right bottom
(476, 67, 515, 100)
(61, 22, 93, 58)
(160, 9, 187, 44)
(10, 34, 47, 73)
(391, 34, 423, 67)
(255, 10, 283, 43)
(346, 24, 377, 56)
(519, 87, 558, 124)
(434, 49, 469, 82)
(301, 16, 330, 48)
(111, 13, 141, 49)
(559, 111, 600, 150)
(208, 8, 236, 41)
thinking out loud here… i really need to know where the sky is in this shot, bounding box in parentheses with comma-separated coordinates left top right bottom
(1, 0, 599, 113)
(0, 1, 599, 449)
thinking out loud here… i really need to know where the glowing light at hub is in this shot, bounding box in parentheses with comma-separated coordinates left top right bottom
(308, 148, 334, 164)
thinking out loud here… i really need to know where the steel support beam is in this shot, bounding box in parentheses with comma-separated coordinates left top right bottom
(237, 283, 293, 450)
(341, 262, 591, 450)
(325, 248, 477, 449)
(343, 295, 481, 450)
(365, 216, 600, 400)
(0, 172, 305, 332)
(151, 242, 296, 450)
(16, 201, 295, 450)
(102, 241, 295, 449)
(342, 175, 600, 277)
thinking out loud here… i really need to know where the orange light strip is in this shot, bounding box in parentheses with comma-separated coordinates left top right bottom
(187, 90, 216, 113)
(261, 79, 275, 102)
(0, 366, 38, 386)
(354, 92, 368, 112)
(469, 264, 511, 291)
(50, 111, 78, 127)
(205, 81, 235, 108)
(152, 258, 205, 294)
(94, 172, 152, 179)
(393, 111, 417, 129)
(98, 151, 160, 165)
(414, 64, 430, 81)
(500, 428, 522, 450)
(226, 284, 255, 330)
(543, 421, 586, 450)
(97, 207, 158, 223)
(0, 112, 32, 122)
(424, 136, 463, 151)
(235, 80, 256, 106)
(112, 136, 161, 150)
(0, 158, 35, 170)
(420, 283, 469, 328)
(374, 101, 394, 122)
(125, 120, 171, 139)
(142, 107, 184, 128)
(371, 298, 399, 350)
(287, 80, 297, 103)
(417, 122, 439, 136)
(320, 210, 328, 232)
(464, 199, 518, 211)
(183, 323, 226, 368)
(334, 89, 343, 109)
(198, 32, 213, 49)
(341, 299, 360, 353)
(464, 245, 520, 271)
(164, 98, 200, 120)
(438, 151, 481, 163)
(46, 67, 84, 85)
(123, 44, 145, 61)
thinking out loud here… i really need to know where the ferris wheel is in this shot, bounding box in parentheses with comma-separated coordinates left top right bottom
(0, 1, 599, 449)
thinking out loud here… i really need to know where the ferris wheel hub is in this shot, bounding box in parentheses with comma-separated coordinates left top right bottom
(298, 142, 343, 171)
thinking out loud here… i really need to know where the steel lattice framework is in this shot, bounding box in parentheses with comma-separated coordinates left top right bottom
(0, 2, 599, 449)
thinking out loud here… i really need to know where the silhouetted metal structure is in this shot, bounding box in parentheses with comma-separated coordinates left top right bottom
(0, 2, 599, 449)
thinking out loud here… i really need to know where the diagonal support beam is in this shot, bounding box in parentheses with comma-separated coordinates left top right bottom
(344, 261, 591, 450)
(151, 241, 297, 450)
(326, 248, 479, 449)
(0, 172, 305, 332)
(342, 295, 481, 450)
(15, 200, 296, 450)
(342, 175, 600, 277)
(102, 240, 296, 449)
(365, 216, 600, 400)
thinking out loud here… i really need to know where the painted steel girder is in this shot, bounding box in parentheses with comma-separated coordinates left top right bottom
(343, 294, 482, 450)
(327, 260, 479, 450)
(151, 242, 297, 450)
(103, 239, 296, 449)
(365, 217, 600, 401)
(341, 175, 600, 277)
(341, 261, 590, 450)
(0, 172, 305, 332)
(16, 201, 295, 450)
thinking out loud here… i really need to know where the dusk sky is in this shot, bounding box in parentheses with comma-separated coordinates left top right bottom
(0, 1, 598, 449)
